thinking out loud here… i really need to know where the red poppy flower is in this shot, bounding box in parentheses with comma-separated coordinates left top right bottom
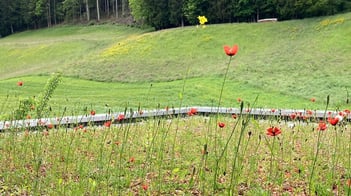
(90, 110, 96, 116)
(266, 126, 282, 136)
(17, 81, 23, 86)
(47, 123, 54, 129)
(307, 110, 313, 116)
(290, 113, 297, 120)
(328, 117, 339, 126)
(188, 108, 197, 116)
(129, 157, 135, 163)
(302, 115, 308, 121)
(310, 98, 316, 102)
(104, 121, 111, 127)
(142, 184, 148, 191)
(117, 114, 125, 121)
(224, 45, 239, 56)
(317, 121, 327, 131)
(271, 109, 276, 113)
(218, 122, 225, 128)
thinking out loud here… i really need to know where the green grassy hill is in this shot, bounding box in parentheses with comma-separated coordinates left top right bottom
(0, 13, 350, 117)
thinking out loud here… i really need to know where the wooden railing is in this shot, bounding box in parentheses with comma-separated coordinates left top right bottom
(1, 107, 349, 131)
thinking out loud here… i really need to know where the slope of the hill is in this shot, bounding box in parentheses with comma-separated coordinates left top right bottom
(0, 13, 350, 115)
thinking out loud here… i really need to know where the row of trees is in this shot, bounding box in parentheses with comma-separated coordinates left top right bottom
(1, 0, 350, 37)
(0, 0, 129, 37)
(130, 0, 351, 29)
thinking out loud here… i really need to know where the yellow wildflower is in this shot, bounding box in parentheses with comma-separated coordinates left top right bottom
(197, 16, 208, 25)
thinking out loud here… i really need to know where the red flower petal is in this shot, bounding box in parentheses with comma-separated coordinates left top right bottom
(290, 113, 297, 120)
(117, 114, 125, 121)
(104, 121, 111, 127)
(328, 117, 339, 126)
(17, 81, 23, 86)
(142, 184, 148, 191)
(188, 108, 197, 116)
(47, 123, 54, 129)
(224, 45, 239, 56)
(218, 122, 225, 128)
(317, 121, 327, 131)
(266, 126, 282, 136)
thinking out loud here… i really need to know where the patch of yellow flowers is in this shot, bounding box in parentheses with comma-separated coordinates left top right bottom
(315, 17, 345, 30)
(101, 34, 152, 57)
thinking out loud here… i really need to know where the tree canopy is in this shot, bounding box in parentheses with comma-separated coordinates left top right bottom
(1, 0, 350, 37)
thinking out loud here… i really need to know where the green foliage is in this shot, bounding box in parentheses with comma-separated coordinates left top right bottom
(131, 0, 351, 29)
(62, 0, 80, 20)
(13, 97, 36, 120)
(1, 0, 351, 37)
(34, 0, 45, 17)
(169, 0, 184, 26)
(36, 72, 62, 118)
(128, 0, 144, 21)
(183, 0, 209, 24)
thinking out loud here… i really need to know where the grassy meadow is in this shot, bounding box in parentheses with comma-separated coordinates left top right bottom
(0, 13, 351, 115)
(1, 110, 351, 195)
(0, 12, 351, 195)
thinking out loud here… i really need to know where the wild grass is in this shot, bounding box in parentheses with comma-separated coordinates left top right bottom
(1, 113, 351, 195)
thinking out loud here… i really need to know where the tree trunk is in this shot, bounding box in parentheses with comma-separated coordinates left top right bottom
(115, 0, 118, 19)
(47, 0, 52, 27)
(121, 0, 125, 16)
(96, 0, 100, 21)
(53, 0, 57, 24)
(107, 0, 109, 17)
(86, 0, 90, 21)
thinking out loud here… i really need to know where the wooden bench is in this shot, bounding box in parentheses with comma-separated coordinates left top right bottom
(258, 18, 278, 23)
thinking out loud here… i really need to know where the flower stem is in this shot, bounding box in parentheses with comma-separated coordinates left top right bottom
(212, 56, 232, 192)
(348, 125, 351, 195)
(269, 136, 276, 181)
(309, 130, 322, 193)
(309, 95, 329, 194)
(171, 63, 191, 167)
(216, 56, 232, 115)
